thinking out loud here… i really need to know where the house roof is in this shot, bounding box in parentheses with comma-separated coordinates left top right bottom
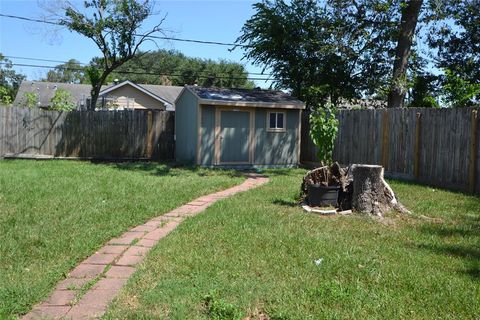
(98, 80, 183, 109)
(183, 85, 305, 109)
(13, 81, 102, 108)
(141, 84, 184, 107)
(13, 81, 183, 109)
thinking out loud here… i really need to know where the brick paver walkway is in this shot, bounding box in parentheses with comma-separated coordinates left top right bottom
(23, 173, 268, 320)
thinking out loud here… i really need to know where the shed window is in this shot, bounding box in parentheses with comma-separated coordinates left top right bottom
(267, 112, 286, 132)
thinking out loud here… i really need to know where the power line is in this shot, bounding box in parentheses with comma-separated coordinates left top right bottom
(3, 55, 273, 77)
(0, 62, 277, 81)
(0, 13, 59, 26)
(0, 13, 249, 48)
(4, 55, 87, 65)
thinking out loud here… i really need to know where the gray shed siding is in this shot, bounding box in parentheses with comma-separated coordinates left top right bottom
(253, 109, 300, 166)
(175, 89, 198, 163)
(199, 105, 216, 166)
(197, 106, 300, 167)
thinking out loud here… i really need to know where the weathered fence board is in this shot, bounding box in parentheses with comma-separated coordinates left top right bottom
(302, 107, 480, 194)
(0, 107, 174, 160)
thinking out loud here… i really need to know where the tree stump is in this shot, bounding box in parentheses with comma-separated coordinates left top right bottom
(352, 165, 389, 216)
(301, 163, 410, 216)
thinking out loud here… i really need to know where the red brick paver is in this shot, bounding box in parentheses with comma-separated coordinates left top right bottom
(22, 174, 268, 319)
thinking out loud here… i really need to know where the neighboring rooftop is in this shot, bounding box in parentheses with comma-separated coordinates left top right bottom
(13, 81, 183, 109)
(14, 81, 100, 109)
(186, 86, 305, 109)
(141, 84, 183, 106)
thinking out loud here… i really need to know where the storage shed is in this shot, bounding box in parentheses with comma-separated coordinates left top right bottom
(175, 86, 306, 167)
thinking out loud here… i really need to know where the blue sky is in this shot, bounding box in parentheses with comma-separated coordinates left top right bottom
(0, 0, 274, 87)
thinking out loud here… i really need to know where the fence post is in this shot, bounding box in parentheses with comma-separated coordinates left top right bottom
(469, 109, 478, 193)
(381, 109, 389, 170)
(146, 111, 153, 158)
(414, 112, 422, 179)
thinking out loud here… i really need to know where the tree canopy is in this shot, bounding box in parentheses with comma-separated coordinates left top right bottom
(238, 0, 480, 108)
(237, 0, 402, 105)
(41, 50, 254, 89)
(107, 50, 254, 88)
(428, 0, 480, 84)
(45, 59, 87, 84)
(58, 0, 165, 109)
(0, 54, 25, 105)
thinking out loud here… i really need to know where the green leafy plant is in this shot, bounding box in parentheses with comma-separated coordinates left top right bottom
(443, 69, 480, 108)
(49, 89, 76, 111)
(309, 105, 339, 166)
(0, 86, 12, 105)
(408, 74, 440, 108)
(23, 92, 38, 109)
(203, 292, 242, 320)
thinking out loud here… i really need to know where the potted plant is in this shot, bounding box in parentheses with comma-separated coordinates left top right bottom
(308, 103, 340, 207)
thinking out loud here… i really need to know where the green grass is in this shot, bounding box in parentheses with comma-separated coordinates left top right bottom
(0, 160, 244, 318)
(105, 170, 480, 319)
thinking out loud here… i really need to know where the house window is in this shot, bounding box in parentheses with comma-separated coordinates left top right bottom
(267, 111, 286, 132)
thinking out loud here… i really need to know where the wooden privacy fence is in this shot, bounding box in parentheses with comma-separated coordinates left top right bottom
(0, 107, 175, 160)
(301, 108, 480, 194)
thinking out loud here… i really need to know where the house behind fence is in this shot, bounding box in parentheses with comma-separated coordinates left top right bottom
(302, 107, 480, 194)
(0, 107, 174, 160)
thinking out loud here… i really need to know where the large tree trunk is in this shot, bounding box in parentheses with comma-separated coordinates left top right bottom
(90, 86, 101, 111)
(388, 0, 423, 108)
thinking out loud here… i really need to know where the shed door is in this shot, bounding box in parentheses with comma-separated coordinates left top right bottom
(219, 110, 251, 164)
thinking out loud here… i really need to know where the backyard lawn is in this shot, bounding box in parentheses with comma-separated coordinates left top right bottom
(0, 160, 244, 318)
(104, 169, 480, 319)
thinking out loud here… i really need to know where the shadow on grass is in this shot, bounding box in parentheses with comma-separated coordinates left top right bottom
(272, 199, 299, 207)
(420, 224, 479, 238)
(416, 210, 480, 279)
(417, 243, 480, 279)
(90, 161, 245, 179)
(261, 168, 304, 177)
(417, 243, 480, 261)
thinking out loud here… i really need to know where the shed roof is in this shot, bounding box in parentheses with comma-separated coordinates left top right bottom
(184, 86, 305, 109)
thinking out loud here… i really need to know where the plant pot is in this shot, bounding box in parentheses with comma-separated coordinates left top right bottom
(307, 184, 340, 207)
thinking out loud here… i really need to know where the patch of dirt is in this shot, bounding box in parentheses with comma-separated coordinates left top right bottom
(377, 216, 397, 227)
(123, 294, 139, 310)
(417, 215, 444, 223)
(243, 306, 270, 320)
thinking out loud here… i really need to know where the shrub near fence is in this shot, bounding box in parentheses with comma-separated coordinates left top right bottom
(0, 107, 175, 160)
(301, 108, 480, 194)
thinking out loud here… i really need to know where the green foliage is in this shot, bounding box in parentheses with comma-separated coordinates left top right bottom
(44, 59, 87, 84)
(309, 104, 339, 165)
(84, 66, 102, 87)
(408, 74, 440, 108)
(48, 89, 76, 111)
(0, 86, 12, 105)
(58, 0, 164, 109)
(237, 0, 401, 102)
(0, 53, 25, 103)
(203, 292, 242, 320)
(427, 1, 480, 84)
(107, 50, 255, 88)
(443, 69, 480, 108)
(23, 92, 38, 109)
